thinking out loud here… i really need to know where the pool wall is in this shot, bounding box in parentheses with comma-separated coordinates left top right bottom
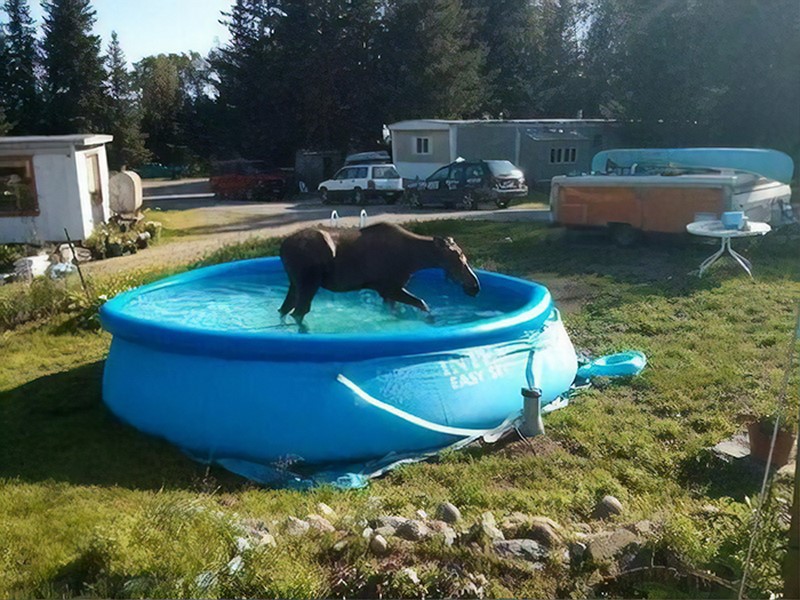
(101, 258, 578, 468)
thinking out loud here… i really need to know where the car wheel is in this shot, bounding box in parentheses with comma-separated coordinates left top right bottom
(386, 193, 399, 205)
(495, 199, 509, 209)
(353, 187, 365, 205)
(407, 191, 422, 208)
(320, 187, 330, 204)
(461, 193, 476, 210)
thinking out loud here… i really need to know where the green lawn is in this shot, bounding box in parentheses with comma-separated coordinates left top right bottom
(1, 221, 797, 598)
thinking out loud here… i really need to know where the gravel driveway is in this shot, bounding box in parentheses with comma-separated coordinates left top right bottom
(83, 181, 549, 276)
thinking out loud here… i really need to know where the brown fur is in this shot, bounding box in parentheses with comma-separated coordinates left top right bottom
(279, 222, 479, 324)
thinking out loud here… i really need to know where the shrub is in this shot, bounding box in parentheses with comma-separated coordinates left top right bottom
(0, 244, 23, 271)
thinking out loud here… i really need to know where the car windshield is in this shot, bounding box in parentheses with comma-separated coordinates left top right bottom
(372, 166, 400, 179)
(485, 160, 522, 178)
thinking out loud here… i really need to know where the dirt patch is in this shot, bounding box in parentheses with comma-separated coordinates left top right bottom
(530, 275, 596, 315)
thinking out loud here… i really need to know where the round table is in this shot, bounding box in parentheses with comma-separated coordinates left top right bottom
(686, 220, 771, 278)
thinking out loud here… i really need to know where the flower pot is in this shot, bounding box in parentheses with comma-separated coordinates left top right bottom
(748, 421, 796, 468)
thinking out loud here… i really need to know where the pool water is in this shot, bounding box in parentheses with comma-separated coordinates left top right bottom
(115, 271, 525, 334)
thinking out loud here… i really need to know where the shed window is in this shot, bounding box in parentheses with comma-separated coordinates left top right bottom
(0, 157, 38, 216)
(550, 147, 577, 164)
(414, 137, 431, 155)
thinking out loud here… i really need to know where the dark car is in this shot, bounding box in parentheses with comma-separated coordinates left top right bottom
(405, 159, 528, 209)
(210, 159, 293, 201)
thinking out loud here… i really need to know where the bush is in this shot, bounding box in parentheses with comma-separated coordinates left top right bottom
(0, 244, 23, 271)
(84, 220, 162, 260)
(0, 277, 74, 330)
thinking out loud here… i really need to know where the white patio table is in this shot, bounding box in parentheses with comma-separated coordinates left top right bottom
(686, 220, 771, 278)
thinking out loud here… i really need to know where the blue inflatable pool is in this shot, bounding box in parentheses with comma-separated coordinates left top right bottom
(100, 257, 578, 479)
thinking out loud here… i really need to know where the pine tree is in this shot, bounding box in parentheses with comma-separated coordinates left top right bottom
(211, 0, 293, 161)
(41, 0, 106, 133)
(464, 0, 541, 117)
(0, 0, 40, 133)
(378, 0, 486, 121)
(103, 32, 149, 169)
(0, 105, 10, 135)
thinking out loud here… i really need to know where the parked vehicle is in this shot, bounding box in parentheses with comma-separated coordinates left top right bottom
(551, 148, 794, 246)
(318, 164, 404, 204)
(405, 159, 527, 209)
(210, 159, 292, 201)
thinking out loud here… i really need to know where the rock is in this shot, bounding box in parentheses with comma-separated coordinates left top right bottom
(524, 518, 563, 548)
(585, 528, 642, 563)
(427, 520, 457, 546)
(499, 511, 530, 534)
(285, 516, 310, 536)
(332, 538, 350, 553)
(415, 509, 428, 520)
(493, 539, 549, 563)
(195, 571, 216, 590)
(372, 515, 409, 530)
(481, 511, 497, 527)
(256, 531, 276, 547)
(239, 518, 276, 546)
(395, 519, 431, 541)
(569, 541, 587, 565)
(593, 495, 624, 519)
(362, 526, 374, 539)
(317, 502, 336, 518)
(307, 514, 336, 533)
(443, 527, 457, 547)
(401, 567, 420, 585)
(374, 526, 396, 538)
(226, 555, 244, 575)
(465, 519, 505, 545)
(235, 536, 252, 553)
(370, 534, 390, 556)
(436, 502, 462, 524)
(625, 520, 657, 536)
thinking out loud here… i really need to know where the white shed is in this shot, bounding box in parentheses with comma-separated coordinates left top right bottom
(0, 134, 113, 244)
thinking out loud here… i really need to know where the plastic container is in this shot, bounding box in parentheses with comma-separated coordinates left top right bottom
(721, 211, 744, 229)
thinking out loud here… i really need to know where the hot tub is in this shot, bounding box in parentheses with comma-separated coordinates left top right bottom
(100, 257, 577, 475)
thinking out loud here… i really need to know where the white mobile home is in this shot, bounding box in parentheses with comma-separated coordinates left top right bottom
(0, 134, 113, 244)
(388, 119, 623, 183)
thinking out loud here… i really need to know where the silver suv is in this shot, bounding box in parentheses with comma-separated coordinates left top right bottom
(318, 164, 404, 205)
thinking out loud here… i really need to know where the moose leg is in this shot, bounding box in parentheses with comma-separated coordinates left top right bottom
(278, 280, 297, 318)
(385, 287, 430, 313)
(292, 273, 321, 326)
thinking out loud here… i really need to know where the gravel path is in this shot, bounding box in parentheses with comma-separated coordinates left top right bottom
(83, 202, 550, 277)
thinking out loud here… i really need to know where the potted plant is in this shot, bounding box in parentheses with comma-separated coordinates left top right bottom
(748, 408, 797, 468)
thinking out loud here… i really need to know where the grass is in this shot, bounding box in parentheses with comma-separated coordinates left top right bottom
(1, 221, 798, 598)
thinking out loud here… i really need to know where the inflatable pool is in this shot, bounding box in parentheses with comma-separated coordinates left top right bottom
(99, 257, 578, 481)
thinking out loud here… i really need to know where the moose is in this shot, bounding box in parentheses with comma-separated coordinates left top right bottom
(279, 222, 480, 326)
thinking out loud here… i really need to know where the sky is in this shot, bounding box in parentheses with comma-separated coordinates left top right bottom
(14, 0, 233, 64)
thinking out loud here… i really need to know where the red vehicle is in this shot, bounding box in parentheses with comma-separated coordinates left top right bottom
(210, 160, 293, 201)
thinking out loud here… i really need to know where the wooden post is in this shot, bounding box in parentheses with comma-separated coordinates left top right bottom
(784, 425, 799, 599)
(63, 228, 91, 301)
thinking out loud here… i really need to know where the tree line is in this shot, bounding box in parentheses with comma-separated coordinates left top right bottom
(1, 0, 798, 171)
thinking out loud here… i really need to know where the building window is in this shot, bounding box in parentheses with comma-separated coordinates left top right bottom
(414, 137, 431, 155)
(0, 157, 38, 216)
(550, 147, 577, 164)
